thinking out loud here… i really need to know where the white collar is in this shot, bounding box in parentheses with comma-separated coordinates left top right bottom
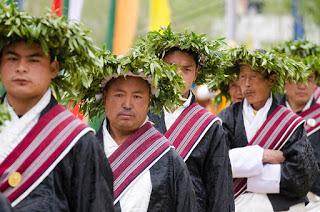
(4, 89, 52, 122)
(163, 91, 192, 130)
(243, 94, 273, 141)
(102, 117, 149, 157)
(285, 94, 314, 112)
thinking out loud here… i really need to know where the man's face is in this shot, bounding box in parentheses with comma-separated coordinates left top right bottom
(104, 76, 150, 134)
(285, 74, 317, 106)
(238, 65, 273, 107)
(228, 79, 243, 103)
(0, 41, 58, 104)
(164, 50, 198, 97)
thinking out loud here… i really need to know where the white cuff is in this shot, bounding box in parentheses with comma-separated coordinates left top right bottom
(247, 164, 281, 194)
(229, 145, 264, 178)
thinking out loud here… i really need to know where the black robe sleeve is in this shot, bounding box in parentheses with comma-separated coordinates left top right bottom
(185, 123, 234, 212)
(279, 125, 318, 197)
(309, 131, 320, 196)
(0, 193, 14, 212)
(148, 149, 197, 212)
(15, 132, 115, 212)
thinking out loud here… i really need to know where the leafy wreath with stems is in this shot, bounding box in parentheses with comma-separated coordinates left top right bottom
(0, 103, 10, 128)
(71, 49, 185, 118)
(134, 26, 228, 85)
(210, 46, 309, 102)
(0, 2, 102, 102)
(273, 40, 320, 83)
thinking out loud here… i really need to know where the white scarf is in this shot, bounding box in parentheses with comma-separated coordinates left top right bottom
(0, 89, 51, 164)
(164, 91, 192, 130)
(102, 119, 152, 212)
(243, 95, 273, 142)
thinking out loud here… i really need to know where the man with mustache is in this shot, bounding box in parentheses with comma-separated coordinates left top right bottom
(91, 52, 196, 212)
(219, 47, 317, 211)
(0, 4, 114, 211)
(275, 40, 320, 211)
(135, 27, 234, 212)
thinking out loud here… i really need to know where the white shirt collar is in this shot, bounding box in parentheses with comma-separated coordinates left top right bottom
(163, 91, 192, 130)
(4, 89, 52, 121)
(243, 94, 273, 141)
(102, 117, 149, 157)
(285, 94, 314, 112)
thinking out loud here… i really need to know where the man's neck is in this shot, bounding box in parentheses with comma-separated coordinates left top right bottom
(287, 98, 307, 113)
(108, 125, 135, 145)
(251, 100, 268, 111)
(6, 96, 42, 116)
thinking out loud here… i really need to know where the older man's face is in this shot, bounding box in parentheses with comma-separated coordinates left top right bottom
(238, 65, 273, 109)
(104, 76, 151, 135)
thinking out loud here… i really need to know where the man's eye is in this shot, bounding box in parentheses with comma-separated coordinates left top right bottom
(133, 95, 142, 99)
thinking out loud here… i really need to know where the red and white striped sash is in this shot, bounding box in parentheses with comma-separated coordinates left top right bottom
(165, 103, 221, 161)
(299, 103, 320, 136)
(234, 105, 305, 199)
(314, 87, 320, 103)
(109, 122, 171, 204)
(0, 104, 91, 206)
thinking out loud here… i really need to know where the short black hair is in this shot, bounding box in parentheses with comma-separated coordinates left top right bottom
(164, 47, 200, 67)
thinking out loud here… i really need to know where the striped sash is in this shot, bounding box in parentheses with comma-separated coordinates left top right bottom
(0, 104, 91, 206)
(109, 122, 171, 204)
(234, 106, 305, 199)
(165, 103, 221, 161)
(314, 87, 320, 103)
(299, 103, 320, 136)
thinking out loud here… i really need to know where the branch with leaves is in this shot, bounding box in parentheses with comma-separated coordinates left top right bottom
(0, 2, 102, 103)
(69, 49, 185, 118)
(134, 26, 230, 85)
(273, 40, 320, 83)
(211, 46, 310, 96)
(0, 103, 10, 128)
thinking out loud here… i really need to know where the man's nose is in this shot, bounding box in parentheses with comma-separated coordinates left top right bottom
(16, 59, 28, 73)
(122, 96, 133, 109)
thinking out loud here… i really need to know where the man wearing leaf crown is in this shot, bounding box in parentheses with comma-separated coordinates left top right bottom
(0, 3, 114, 211)
(219, 47, 317, 211)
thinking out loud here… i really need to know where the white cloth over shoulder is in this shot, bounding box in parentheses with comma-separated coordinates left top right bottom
(0, 89, 51, 164)
(102, 119, 152, 212)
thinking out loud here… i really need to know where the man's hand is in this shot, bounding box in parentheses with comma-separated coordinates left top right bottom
(262, 149, 285, 164)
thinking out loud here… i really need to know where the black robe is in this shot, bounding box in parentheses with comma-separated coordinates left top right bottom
(219, 96, 318, 211)
(4, 97, 115, 212)
(0, 193, 13, 212)
(96, 124, 197, 212)
(279, 95, 320, 197)
(148, 94, 235, 212)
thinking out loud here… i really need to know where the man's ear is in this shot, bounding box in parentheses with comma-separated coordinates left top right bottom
(268, 74, 277, 86)
(50, 60, 59, 79)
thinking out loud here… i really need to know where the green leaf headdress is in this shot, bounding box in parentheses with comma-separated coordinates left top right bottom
(273, 40, 320, 83)
(0, 3, 101, 101)
(0, 103, 10, 128)
(134, 26, 227, 85)
(73, 49, 185, 118)
(213, 46, 309, 95)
